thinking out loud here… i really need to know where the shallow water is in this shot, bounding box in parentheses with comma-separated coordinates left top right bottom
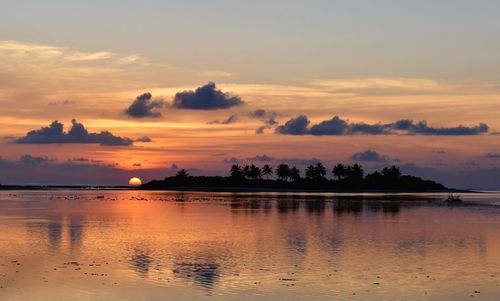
(0, 190, 499, 300)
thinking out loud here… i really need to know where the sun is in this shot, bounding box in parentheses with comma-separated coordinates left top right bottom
(128, 177, 142, 186)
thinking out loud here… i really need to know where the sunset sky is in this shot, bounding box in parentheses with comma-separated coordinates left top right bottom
(1, 0, 499, 188)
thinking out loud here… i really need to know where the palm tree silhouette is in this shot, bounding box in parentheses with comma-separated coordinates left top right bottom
(315, 162, 326, 179)
(249, 164, 262, 180)
(243, 165, 251, 179)
(276, 164, 291, 181)
(262, 164, 273, 179)
(306, 163, 326, 180)
(176, 169, 189, 178)
(382, 166, 401, 178)
(350, 163, 364, 180)
(333, 163, 347, 180)
(290, 166, 301, 182)
(230, 164, 244, 179)
(305, 165, 316, 179)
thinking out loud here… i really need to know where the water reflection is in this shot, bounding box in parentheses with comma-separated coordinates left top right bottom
(0, 191, 499, 300)
(304, 199, 326, 214)
(68, 215, 84, 250)
(131, 248, 154, 277)
(47, 219, 63, 250)
(25, 210, 85, 252)
(286, 231, 308, 256)
(225, 194, 427, 217)
(172, 261, 220, 289)
(366, 201, 401, 214)
(230, 196, 273, 213)
(276, 200, 300, 214)
(332, 200, 363, 214)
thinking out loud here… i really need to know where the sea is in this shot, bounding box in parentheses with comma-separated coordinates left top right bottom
(0, 190, 499, 300)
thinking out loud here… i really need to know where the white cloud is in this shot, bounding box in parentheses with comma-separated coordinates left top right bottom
(199, 70, 236, 78)
(311, 78, 442, 91)
(0, 40, 148, 72)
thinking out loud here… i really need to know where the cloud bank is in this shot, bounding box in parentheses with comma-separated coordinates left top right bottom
(248, 109, 278, 126)
(209, 109, 278, 130)
(223, 157, 240, 164)
(19, 154, 52, 165)
(247, 154, 274, 162)
(172, 82, 244, 110)
(125, 93, 164, 118)
(14, 120, 133, 146)
(350, 150, 390, 162)
(225, 154, 321, 166)
(276, 115, 489, 136)
(209, 109, 279, 134)
(135, 136, 153, 143)
(0, 155, 170, 185)
(208, 114, 239, 125)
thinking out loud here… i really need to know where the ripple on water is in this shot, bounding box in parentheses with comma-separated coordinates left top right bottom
(0, 190, 500, 300)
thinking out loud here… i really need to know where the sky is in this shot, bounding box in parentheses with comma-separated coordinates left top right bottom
(0, 0, 499, 188)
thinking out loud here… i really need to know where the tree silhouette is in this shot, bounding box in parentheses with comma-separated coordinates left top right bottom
(315, 162, 327, 179)
(306, 162, 327, 180)
(290, 166, 301, 182)
(262, 164, 273, 179)
(333, 163, 347, 180)
(243, 165, 251, 179)
(230, 164, 244, 179)
(249, 164, 262, 180)
(305, 165, 316, 179)
(276, 164, 291, 181)
(382, 166, 401, 178)
(347, 163, 364, 180)
(176, 169, 189, 178)
(145, 163, 446, 192)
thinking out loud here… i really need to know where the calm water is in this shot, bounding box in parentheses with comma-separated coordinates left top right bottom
(0, 190, 499, 300)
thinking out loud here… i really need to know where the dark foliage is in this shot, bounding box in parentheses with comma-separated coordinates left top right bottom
(142, 164, 447, 192)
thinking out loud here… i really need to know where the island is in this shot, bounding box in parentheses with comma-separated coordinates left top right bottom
(142, 163, 457, 192)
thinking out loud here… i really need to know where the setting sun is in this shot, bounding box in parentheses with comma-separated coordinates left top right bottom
(128, 177, 142, 186)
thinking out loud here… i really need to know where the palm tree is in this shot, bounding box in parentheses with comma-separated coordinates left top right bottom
(305, 165, 316, 179)
(333, 163, 347, 180)
(290, 166, 301, 182)
(306, 163, 327, 180)
(243, 165, 251, 179)
(249, 164, 262, 180)
(350, 163, 364, 180)
(262, 164, 273, 179)
(176, 169, 189, 178)
(382, 166, 401, 178)
(315, 162, 326, 179)
(230, 164, 244, 178)
(276, 164, 291, 181)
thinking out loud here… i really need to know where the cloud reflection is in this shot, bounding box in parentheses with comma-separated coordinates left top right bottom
(130, 249, 154, 277)
(172, 261, 220, 289)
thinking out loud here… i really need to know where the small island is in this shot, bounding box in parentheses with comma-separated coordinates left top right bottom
(142, 163, 454, 192)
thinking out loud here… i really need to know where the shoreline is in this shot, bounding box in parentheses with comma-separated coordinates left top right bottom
(138, 186, 477, 193)
(0, 185, 478, 193)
